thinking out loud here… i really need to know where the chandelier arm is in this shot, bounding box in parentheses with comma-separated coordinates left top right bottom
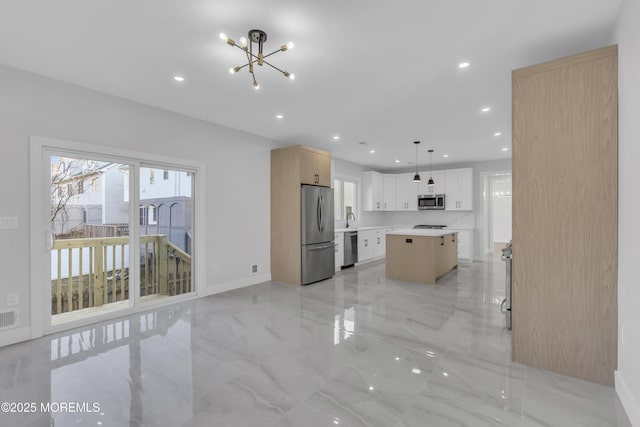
(262, 60, 286, 75)
(262, 49, 285, 60)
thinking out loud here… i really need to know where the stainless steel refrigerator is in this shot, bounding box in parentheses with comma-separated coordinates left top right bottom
(301, 185, 335, 285)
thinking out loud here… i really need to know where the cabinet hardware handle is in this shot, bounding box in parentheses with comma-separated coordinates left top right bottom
(440, 236, 444, 246)
(406, 238, 412, 243)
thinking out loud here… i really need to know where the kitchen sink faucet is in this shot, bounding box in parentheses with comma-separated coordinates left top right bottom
(346, 212, 356, 228)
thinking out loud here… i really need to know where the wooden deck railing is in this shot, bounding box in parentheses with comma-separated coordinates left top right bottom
(51, 235, 191, 315)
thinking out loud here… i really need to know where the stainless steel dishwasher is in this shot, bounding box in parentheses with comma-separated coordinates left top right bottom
(343, 231, 358, 267)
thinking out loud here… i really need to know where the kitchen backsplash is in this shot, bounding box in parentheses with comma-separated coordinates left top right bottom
(336, 211, 475, 230)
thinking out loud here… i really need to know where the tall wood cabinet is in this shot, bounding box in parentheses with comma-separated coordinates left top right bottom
(512, 46, 618, 386)
(271, 145, 331, 285)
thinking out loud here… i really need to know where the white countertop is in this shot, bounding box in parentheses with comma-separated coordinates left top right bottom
(386, 229, 458, 237)
(335, 226, 387, 233)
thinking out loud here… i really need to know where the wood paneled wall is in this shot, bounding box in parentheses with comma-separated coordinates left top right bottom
(512, 46, 618, 386)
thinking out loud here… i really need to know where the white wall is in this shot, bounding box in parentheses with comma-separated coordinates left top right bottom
(0, 65, 277, 345)
(613, 0, 640, 424)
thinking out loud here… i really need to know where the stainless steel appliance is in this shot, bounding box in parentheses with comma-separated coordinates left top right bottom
(501, 242, 512, 329)
(418, 194, 445, 210)
(343, 230, 358, 267)
(301, 185, 335, 285)
(413, 224, 447, 230)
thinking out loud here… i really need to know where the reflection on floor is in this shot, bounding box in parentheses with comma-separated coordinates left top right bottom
(0, 259, 632, 426)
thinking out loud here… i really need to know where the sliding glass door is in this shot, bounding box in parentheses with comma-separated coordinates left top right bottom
(44, 149, 196, 328)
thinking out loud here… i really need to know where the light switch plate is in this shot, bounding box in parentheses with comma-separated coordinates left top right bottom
(7, 293, 18, 307)
(0, 217, 18, 229)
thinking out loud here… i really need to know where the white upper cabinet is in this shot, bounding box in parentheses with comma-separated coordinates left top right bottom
(364, 167, 472, 211)
(363, 171, 384, 211)
(395, 173, 418, 211)
(382, 175, 396, 211)
(445, 168, 473, 211)
(417, 171, 445, 195)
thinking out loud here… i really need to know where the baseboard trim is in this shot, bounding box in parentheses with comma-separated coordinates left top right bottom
(200, 273, 272, 297)
(616, 370, 640, 426)
(0, 326, 32, 348)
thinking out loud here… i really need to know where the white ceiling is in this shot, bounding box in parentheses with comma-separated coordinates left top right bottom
(0, 0, 622, 170)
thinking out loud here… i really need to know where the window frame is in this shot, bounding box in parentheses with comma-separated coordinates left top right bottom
(333, 173, 361, 222)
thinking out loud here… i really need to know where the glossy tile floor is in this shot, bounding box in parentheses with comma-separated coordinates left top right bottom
(0, 258, 632, 427)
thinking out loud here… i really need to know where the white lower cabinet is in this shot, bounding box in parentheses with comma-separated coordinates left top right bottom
(335, 232, 344, 271)
(448, 229, 473, 260)
(373, 229, 387, 258)
(357, 229, 375, 262)
(357, 228, 387, 263)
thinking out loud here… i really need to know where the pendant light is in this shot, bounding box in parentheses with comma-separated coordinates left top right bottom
(412, 141, 421, 182)
(427, 149, 435, 187)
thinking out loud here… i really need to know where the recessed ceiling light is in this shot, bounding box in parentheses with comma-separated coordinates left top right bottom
(333, 135, 340, 140)
(443, 154, 449, 158)
(369, 150, 376, 154)
(481, 107, 491, 113)
(412, 368, 422, 374)
(368, 386, 374, 391)
(443, 372, 449, 377)
(173, 76, 185, 82)
(395, 159, 400, 163)
(502, 147, 509, 151)
(276, 114, 284, 119)
(494, 131, 502, 137)
(458, 62, 470, 69)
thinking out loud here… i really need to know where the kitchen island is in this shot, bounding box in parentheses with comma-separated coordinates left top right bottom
(385, 229, 458, 284)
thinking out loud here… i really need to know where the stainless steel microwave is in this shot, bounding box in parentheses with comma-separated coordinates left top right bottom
(418, 194, 445, 210)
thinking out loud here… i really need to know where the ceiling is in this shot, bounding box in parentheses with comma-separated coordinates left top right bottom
(0, 0, 623, 170)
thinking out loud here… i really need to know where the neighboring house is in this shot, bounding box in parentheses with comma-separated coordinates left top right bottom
(51, 159, 192, 251)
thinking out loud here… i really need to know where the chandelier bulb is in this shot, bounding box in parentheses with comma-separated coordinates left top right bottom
(229, 67, 241, 74)
(219, 32, 227, 41)
(284, 72, 296, 80)
(239, 37, 248, 48)
(281, 42, 295, 52)
(253, 81, 260, 90)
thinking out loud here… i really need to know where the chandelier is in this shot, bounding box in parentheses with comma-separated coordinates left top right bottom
(220, 29, 295, 90)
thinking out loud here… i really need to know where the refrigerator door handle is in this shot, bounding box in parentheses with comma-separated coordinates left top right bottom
(317, 195, 322, 233)
(320, 194, 324, 233)
(307, 243, 335, 251)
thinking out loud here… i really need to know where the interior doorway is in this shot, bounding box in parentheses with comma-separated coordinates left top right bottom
(482, 171, 512, 257)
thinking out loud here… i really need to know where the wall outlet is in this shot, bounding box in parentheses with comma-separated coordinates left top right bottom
(0, 217, 18, 229)
(6, 293, 18, 307)
(251, 264, 258, 273)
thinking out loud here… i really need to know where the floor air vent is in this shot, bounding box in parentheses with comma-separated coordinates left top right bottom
(0, 310, 18, 329)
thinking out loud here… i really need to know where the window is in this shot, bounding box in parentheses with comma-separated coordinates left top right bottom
(148, 205, 157, 225)
(77, 179, 83, 193)
(91, 178, 98, 192)
(139, 206, 146, 225)
(149, 170, 155, 184)
(163, 170, 169, 180)
(333, 177, 359, 221)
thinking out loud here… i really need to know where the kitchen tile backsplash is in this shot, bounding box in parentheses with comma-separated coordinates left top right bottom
(353, 210, 475, 229)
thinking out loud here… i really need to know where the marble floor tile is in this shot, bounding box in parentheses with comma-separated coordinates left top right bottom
(0, 258, 632, 427)
(521, 367, 632, 427)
